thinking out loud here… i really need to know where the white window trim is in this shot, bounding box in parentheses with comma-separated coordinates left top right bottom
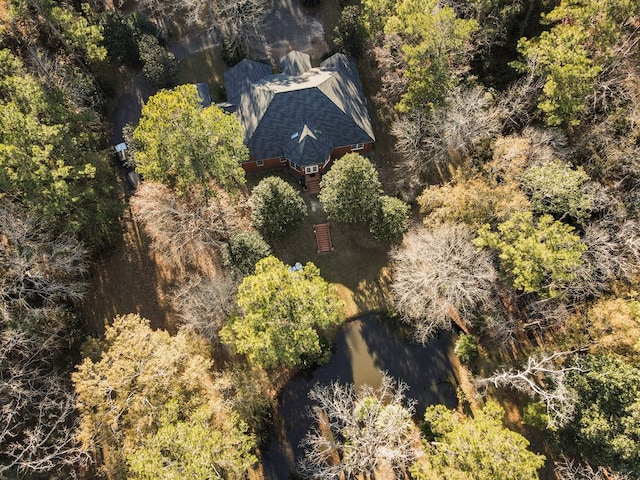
(256, 160, 264, 167)
(280, 156, 287, 163)
(351, 143, 365, 151)
(305, 165, 319, 175)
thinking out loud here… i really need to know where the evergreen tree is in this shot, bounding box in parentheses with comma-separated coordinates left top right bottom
(221, 256, 344, 368)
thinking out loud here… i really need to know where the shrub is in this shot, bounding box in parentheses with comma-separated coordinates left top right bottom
(370, 195, 410, 241)
(222, 230, 272, 277)
(522, 402, 548, 430)
(319, 153, 382, 224)
(249, 176, 308, 238)
(454, 334, 478, 364)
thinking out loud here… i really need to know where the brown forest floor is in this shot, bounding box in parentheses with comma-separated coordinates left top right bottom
(79, 205, 180, 335)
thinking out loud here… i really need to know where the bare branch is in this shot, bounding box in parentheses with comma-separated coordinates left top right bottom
(0, 319, 89, 476)
(298, 374, 418, 480)
(392, 86, 502, 199)
(390, 224, 500, 342)
(475, 352, 582, 429)
(555, 454, 634, 480)
(171, 274, 236, 344)
(0, 202, 88, 312)
(130, 181, 246, 270)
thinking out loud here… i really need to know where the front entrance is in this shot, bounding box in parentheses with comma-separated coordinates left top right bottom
(304, 172, 322, 194)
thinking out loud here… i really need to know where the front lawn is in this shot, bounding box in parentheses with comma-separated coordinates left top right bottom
(248, 172, 393, 318)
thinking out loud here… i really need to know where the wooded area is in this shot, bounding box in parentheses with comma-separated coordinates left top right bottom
(1, 0, 640, 479)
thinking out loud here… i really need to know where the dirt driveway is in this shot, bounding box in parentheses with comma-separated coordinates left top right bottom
(252, 0, 329, 63)
(111, 0, 331, 143)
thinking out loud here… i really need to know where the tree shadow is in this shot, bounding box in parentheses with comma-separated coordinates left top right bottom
(79, 208, 178, 335)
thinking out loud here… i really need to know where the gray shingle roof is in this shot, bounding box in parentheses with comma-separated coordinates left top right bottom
(279, 50, 311, 76)
(228, 52, 375, 165)
(195, 83, 212, 107)
(223, 59, 272, 106)
(284, 124, 334, 166)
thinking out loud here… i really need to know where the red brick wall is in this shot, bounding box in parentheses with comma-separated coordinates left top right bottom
(241, 157, 286, 173)
(242, 142, 374, 173)
(331, 142, 373, 159)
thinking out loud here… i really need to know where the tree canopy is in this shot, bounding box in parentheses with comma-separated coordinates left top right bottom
(365, 0, 478, 111)
(319, 153, 382, 224)
(73, 314, 256, 479)
(133, 84, 247, 197)
(0, 49, 120, 247)
(418, 174, 529, 228)
(514, 0, 640, 126)
(413, 402, 545, 480)
(520, 160, 592, 222)
(248, 176, 308, 238)
(564, 354, 640, 475)
(220, 256, 344, 369)
(369, 194, 410, 241)
(222, 230, 272, 277)
(517, 25, 601, 127)
(475, 212, 587, 297)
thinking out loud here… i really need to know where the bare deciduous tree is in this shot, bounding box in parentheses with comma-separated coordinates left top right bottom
(171, 274, 236, 344)
(475, 351, 582, 429)
(498, 57, 545, 131)
(298, 374, 418, 480)
(392, 86, 501, 199)
(0, 202, 88, 311)
(130, 181, 245, 269)
(137, 0, 271, 56)
(568, 211, 640, 301)
(0, 325, 88, 477)
(217, 0, 271, 56)
(521, 297, 573, 334)
(390, 225, 499, 342)
(0, 203, 89, 476)
(371, 33, 409, 123)
(555, 454, 633, 480)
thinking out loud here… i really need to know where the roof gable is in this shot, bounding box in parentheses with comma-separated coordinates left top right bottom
(284, 124, 333, 166)
(224, 59, 272, 106)
(279, 50, 311, 76)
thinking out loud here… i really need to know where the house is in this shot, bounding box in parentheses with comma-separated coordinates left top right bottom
(223, 51, 375, 189)
(195, 82, 212, 107)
